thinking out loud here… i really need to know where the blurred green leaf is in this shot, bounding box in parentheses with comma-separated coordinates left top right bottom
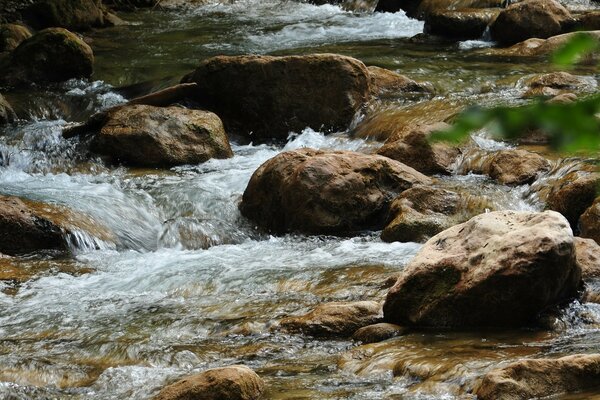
(552, 32, 599, 68)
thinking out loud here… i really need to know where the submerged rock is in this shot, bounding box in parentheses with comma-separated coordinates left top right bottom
(522, 71, 596, 98)
(546, 170, 600, 229)
(152, 365, 265, 400)
(367, 66, 434, 98)
(352, 322, 407, 343)
(181, 54, 371, 141)
(489, 0, 573, 46)
(88, 105, 233, 167)
(0, 94, 16, 125)
(280, 301, 383, 337)
(23, 0, 106, 31)
(580, 197, 600, 245)
(376, 122, 460, 175)
(381, 186, 491, 243)
(475, 354, 600, 400)
(1, 28, 93, 86)
(239, 149, 432, 235)
(0, 23, 31, 53)
(383, 211, 580, 328)
(575, 237, 600, 279)
(424, 8, 499, 40)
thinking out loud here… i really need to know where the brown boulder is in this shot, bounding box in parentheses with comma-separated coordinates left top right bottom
(280, 301, 383, 337)
(376, 123, 460, 175)
(580, 197, 600, 244)
(376, 0, 503, 19)
(23, 0, 106, 31)
(0, 23, 31, 53)
(1, 28, 93, 86)
(489, 0, 573, 46)
(575, 237, 600, 279)
(381, 186, 491, 243)
(182, 54, 371, 141)
(352, 323, 407, 344)
(152, 365, 265, 400)
(383, 210, 580, 328)
(546, 170, 600, 229)
(475, 354, 600, 400)
(239, 149, 432, 235)
(87, 105, 233, 167)
(367, 66, 434, 98)
(0, 94, 16, 125)
(424, 8, 500, 40)
(483, 149, 551, 185)
(492, 30, 600, 57)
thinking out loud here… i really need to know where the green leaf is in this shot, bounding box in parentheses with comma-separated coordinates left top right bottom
(552, 32, 599, 68)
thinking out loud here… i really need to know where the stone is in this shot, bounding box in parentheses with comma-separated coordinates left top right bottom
(152, 365, 265, 400)
(352, 323, 407, 343)
(87, 105, 233, 167)
(0, 23, 31, 53)
(575, 237, 600, 279)
(424, 9, 500, 40)
(489, 0, 573, 46)
(367, 66, 434, 98)
(1, 28, 93, 86)
(280, 301, 383, 337)
(475, 354, 600, 400)
(381, 186, 491, 243)
(23, 0, 105, 31)
(580, 197, 600, 245)
(375, 0, 503, 19)
(239, 149, 432, 235)
(483, 149, 551, 185)
(491, 31, 600, 58)
(546, 170, 600, 229)
(383, 211, 580, 328)
(0, 94, 16, 125)
(181, 54, 371, 141)
(376, 122, 460, 175)
(522, 71, 596, 98)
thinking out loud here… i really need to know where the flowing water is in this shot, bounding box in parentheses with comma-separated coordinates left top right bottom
(1, 1, 599, 399)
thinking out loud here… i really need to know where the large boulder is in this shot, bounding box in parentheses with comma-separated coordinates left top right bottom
(280, 301, 383, 337)
(375, 0, 503, 19)
(383, 211, 580, 328)
(152, 365, 265, 400)
(575, 237, 600, 279)
(580, 197, 600, 245)
(475, 354, 600, 400)
(239, 149, 432, 235)
(546, 170, 600, 229)
(87, 105, 233, 167)
(376, 122, 460, 175)
(424, 8, 500, 40)
(489, 0, 573, 46)
(22, 0, 105, 31)
(181, 54, 371, 141)
(476, 149, 551, 185)
(1, 28, 93, 86)
(491, 30, 600, 58)
(0, 23, 31, 53)
(0, 94, 16, 125)
(381, 186, 491, 243)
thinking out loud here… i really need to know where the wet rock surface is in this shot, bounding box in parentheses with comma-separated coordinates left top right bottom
(0, 23, 31, 53)
(546, 170, 600, 229)
(352, 323, 407, 343)
(575, 237, 600, 280)
(22, 0, 106, 31)
(368, 66, 434, 97)
(424, 8, 499, 40)
(580, 197, 600, 245)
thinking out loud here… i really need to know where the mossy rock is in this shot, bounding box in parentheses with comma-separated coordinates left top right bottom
(23, 0, 105, 31)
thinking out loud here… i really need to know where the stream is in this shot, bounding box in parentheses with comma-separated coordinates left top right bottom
(1, 1, 599, 399)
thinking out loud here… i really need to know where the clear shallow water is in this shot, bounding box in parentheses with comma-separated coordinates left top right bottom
(1, 0, 600, 399)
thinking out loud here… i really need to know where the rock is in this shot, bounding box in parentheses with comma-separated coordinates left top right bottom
(1, 28, 93, 86)
(352, 323, 407, 343)
(87, 105, 233, 167)
(547, 92, 578, 104)
(482, 149, 551, 185)
(280, 301, 383, 337)
(474, 354, 600, 400)
(491, 30, 600, 58)
(572, 10, 600, 31)
(0, 94, 16, 125)
(580, 197, 600, 244)
(152, 365, 265, 400)
(375, 0, 503, 19)
(381, 186, 491, 243)
(23, 0, 105, 31)
(181, 54, 371, 141)
(575, 237, 600, 279)
(376, 122, 460, 175)
(0, 23, 31, 53)
(489, 0, 573, 46)
(383, 210, 581, 328)
(522, 71, 596, 98)
(546, 170, 600, 229)
(424, 9, 500, 40)
(239, 149, 432, 235)
(367, 66, 434, 98)
(127, 83, 199, 107)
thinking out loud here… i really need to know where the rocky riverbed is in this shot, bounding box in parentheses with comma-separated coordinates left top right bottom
(0, 0, 599, 399)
